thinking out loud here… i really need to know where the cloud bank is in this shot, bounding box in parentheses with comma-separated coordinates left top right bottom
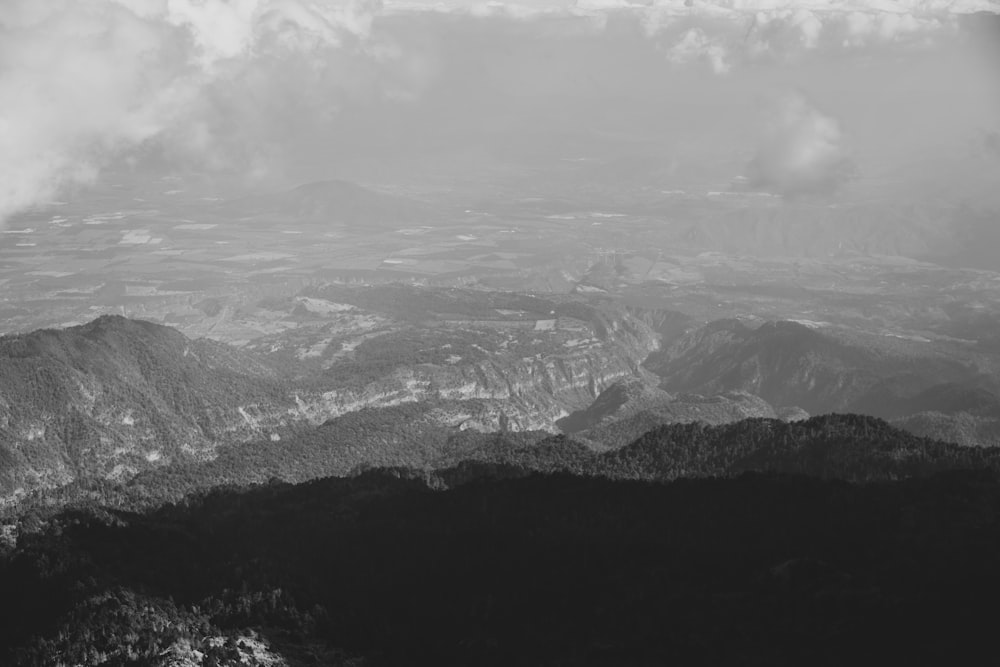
(0, 0, 996, 223)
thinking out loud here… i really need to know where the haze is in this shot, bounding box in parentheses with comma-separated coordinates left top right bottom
(1, 0, 1000, 338)
(1, 0, 998, 219)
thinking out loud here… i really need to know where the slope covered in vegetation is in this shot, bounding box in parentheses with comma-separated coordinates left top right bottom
(3, 470, 1000, 665)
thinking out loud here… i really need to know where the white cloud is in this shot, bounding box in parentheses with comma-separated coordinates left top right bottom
(0, 0, 388, 224)
(0, 0, 995, 223)
(0, 1, 188, 221)
(746, 91, 856, 197)
(666, 28, 731, 73)
(791, 8, 824, 48)
(383, 0, 996, 14)
(640, 0, 990, 67)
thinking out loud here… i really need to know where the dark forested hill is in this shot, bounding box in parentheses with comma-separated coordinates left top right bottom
(4, 470, 1000, 665)
(10, 409, 1000, 517)
(121, 401, 552, 504)
(461, 414, 1000, 484)
(592, 413, 1000, 482)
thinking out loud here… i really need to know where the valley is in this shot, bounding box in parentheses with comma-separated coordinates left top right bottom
(5, 180, 1000, 352)
(4, 177, 1000, 506)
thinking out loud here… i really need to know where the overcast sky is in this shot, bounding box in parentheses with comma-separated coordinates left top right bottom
(1, 0, 998, 221)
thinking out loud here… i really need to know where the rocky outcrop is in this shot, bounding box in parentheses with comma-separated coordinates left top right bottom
(292, 306, 660, 432)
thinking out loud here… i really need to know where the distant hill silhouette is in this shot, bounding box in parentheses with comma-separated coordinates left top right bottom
(444, 414, 1000, 485)
(558, 378, 785, 447)
(592, 414, 1000, 483)
(645, 319, 999, 418)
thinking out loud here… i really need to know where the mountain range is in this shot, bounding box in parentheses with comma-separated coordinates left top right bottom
(3, 304, 1000, 665)
(0, 292, 664, 499)
(6, 301, 1000, 505)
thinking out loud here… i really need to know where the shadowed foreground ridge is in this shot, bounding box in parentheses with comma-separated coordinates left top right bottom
(3, 468, 1000, 666)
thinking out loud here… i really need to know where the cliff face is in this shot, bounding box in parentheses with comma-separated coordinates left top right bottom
(0, 307, 661, 499)
(293, 308, 660, 432)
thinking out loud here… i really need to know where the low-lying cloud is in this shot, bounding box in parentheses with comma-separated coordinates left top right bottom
(746, 92, 855, 197)
(0, 0, 995, 224)
(0, 0, 386, 223)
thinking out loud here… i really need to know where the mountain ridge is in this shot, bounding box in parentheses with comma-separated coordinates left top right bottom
(0, 302, 662, 499)
(645, 317, 1000, 418)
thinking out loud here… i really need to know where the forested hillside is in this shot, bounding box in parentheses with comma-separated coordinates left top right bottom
(0, 316, 289, 495)
(4, 470, 1000, 665)
(8, 412, 1000, 523)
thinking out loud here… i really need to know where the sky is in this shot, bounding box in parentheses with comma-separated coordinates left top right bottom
(0, 0, 998, 222)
